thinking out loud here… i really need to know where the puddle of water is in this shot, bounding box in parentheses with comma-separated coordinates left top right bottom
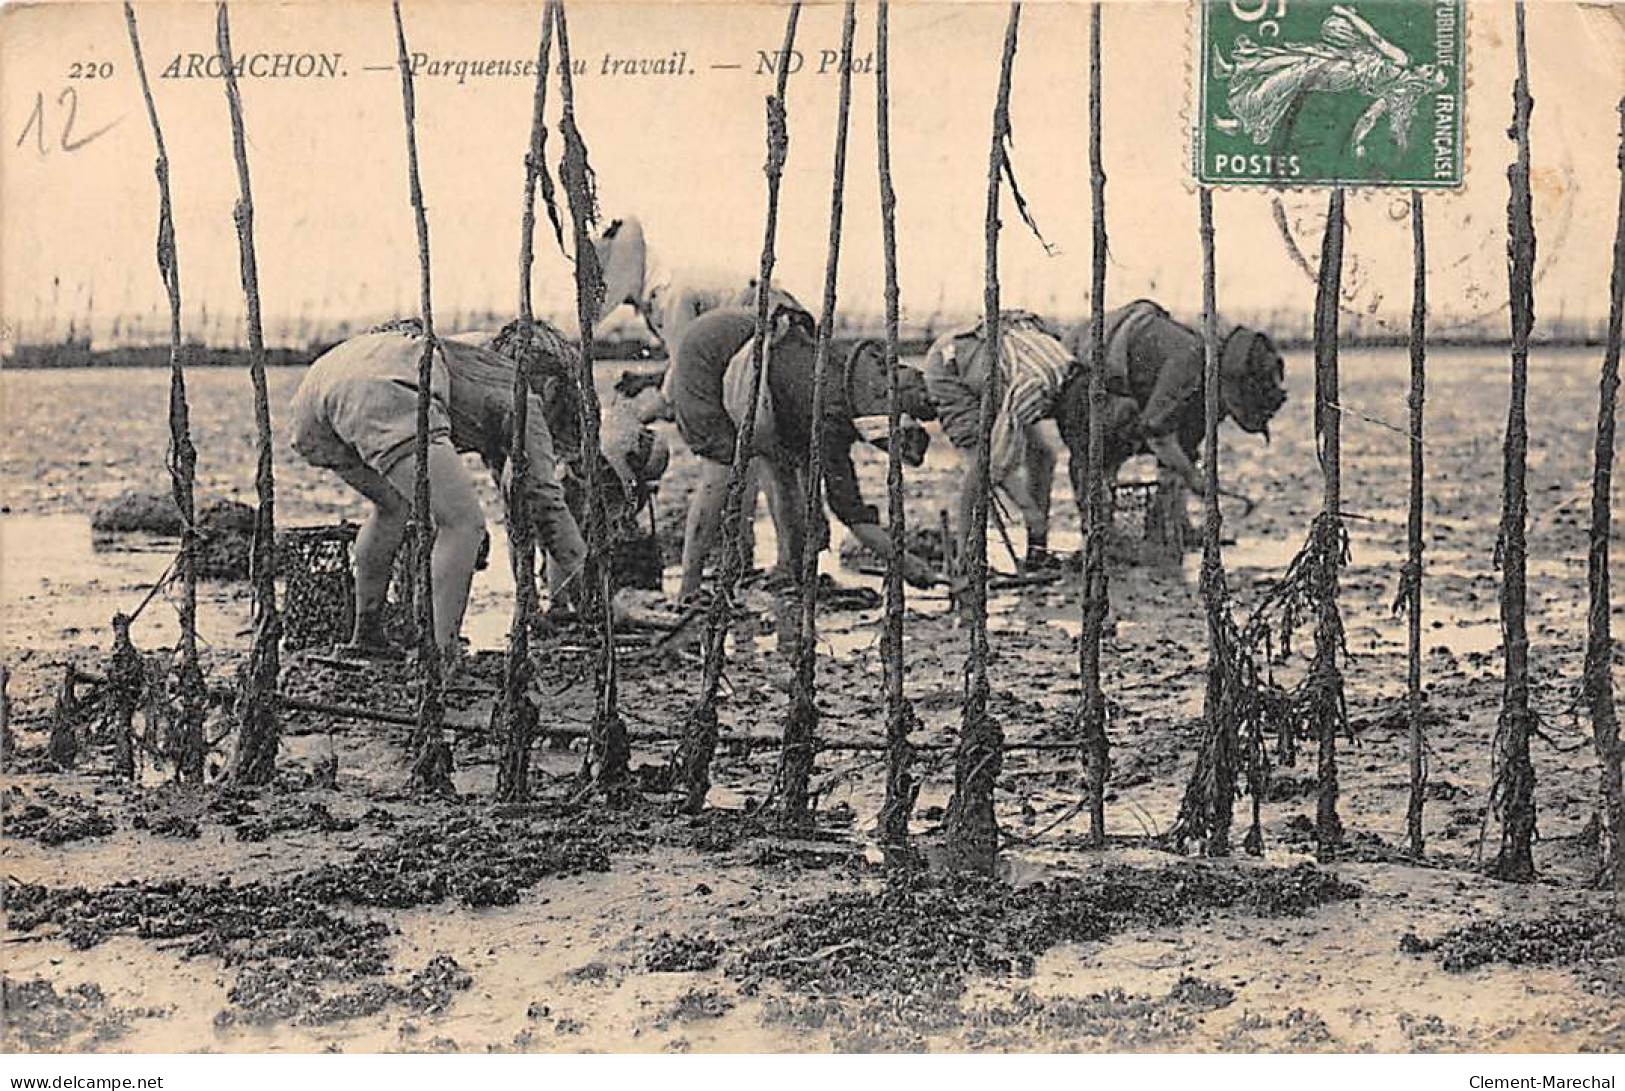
(1427, 617, 1503, 656)
(1182, 534, 1303, 577)
(1, 514, 170, 600)
(0, 513, 249, 653)
(1045, 614, 1082, 640)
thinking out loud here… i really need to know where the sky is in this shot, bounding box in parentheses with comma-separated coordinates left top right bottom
(2, 0, 1623, 350)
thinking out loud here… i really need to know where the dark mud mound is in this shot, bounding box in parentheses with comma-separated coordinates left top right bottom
(733, 862, 1360, 997)
(1, 977, 163, 1052)
(90, 491, 258, 580)
(1401, 915, 1625, 973)
(91, 490, 186, 535)
(2, 785, 115, 845)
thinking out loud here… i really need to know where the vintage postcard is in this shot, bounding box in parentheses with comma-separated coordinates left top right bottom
(2, 0, 1623, 1069)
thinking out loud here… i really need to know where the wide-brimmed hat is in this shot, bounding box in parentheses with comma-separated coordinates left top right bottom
(1219, 325, 1287, 436)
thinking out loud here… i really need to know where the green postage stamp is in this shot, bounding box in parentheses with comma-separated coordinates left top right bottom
(1196, 1, 1465, 187)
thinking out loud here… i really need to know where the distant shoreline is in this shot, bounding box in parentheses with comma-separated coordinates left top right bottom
(0, 333, 1609, 370)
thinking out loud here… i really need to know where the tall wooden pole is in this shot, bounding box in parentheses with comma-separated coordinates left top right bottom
(495, 1, 557, 803)
(781, 1, 856, 828)
(1073, 0, 1111, 849)
(553, 1, 629, 786)
(1585, 98, 1623, 906)
(1197, 188, 1236, 857)
(123, 2, 206, 785)
(1404, 189, 1429, 859)
(874, 0, 919, 845)
(217, 2, 282, 787)
(1490, 0, 1538, 882)
(1311, 188, 1347, 862)
(391, 0, 451, 795)
(945, 1, 1021, 872)
(673, 3, 803, 814)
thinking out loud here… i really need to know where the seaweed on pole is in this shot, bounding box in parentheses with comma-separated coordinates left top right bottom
(873, 0, 920, 849)
(671, 2, 802, 815)
(1585, 97, 1624, 903)
(1166, 282, 1361, 858)
(1168, 510, 1347, 857)
(1167, 185, 1295, 859)
(945, 1, 1021, 875)
(389, 0, 452, 797)
(123, 2, 207, 785)
(1398, 188, 1429, 860)
(553, 2, 629, 789)
(495, 1, 557, 804)
(1489, 1, 1538, 883)
(1071, 0, 1111, 849)
(216, 2, 282, 787)
(779, 2, 857, 831)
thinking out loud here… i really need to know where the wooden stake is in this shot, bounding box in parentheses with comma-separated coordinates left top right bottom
(123, 2, 206, 785)
(1197, 187, 1236, 858)
(1073, 0, 1111, 849)
(390, 0, 451, 795)
(1586, 97, 1623, 906)
(1490, 0, 1537, 882)
(782, 1, 857, 829)
(873, 0, 920, 847)
(1312, 188, 1347, 863)
(553, 1, 629, 787)
(217, 2, 282, 787)
(1404, 188, 1429, 859)
(673, 2, 803, 814)
(945, 1, 1021, 873)
(496, 2, 557, 804)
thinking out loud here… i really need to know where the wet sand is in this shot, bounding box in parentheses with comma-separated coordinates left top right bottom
(2, 346, 1621, 1052)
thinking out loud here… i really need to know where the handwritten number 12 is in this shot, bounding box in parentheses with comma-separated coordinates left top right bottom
(15, 88, 120, 155)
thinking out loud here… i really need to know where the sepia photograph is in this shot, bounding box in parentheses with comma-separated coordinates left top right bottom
(1, 0, 1623, 1069)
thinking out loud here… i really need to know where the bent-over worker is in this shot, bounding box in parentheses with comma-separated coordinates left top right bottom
(671, 303, 940, 602)
(289, 325, 587, 655)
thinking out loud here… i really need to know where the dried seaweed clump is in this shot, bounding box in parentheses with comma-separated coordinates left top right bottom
(1401, 915, 1625, 973)
(731, 862, 1360, 997)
